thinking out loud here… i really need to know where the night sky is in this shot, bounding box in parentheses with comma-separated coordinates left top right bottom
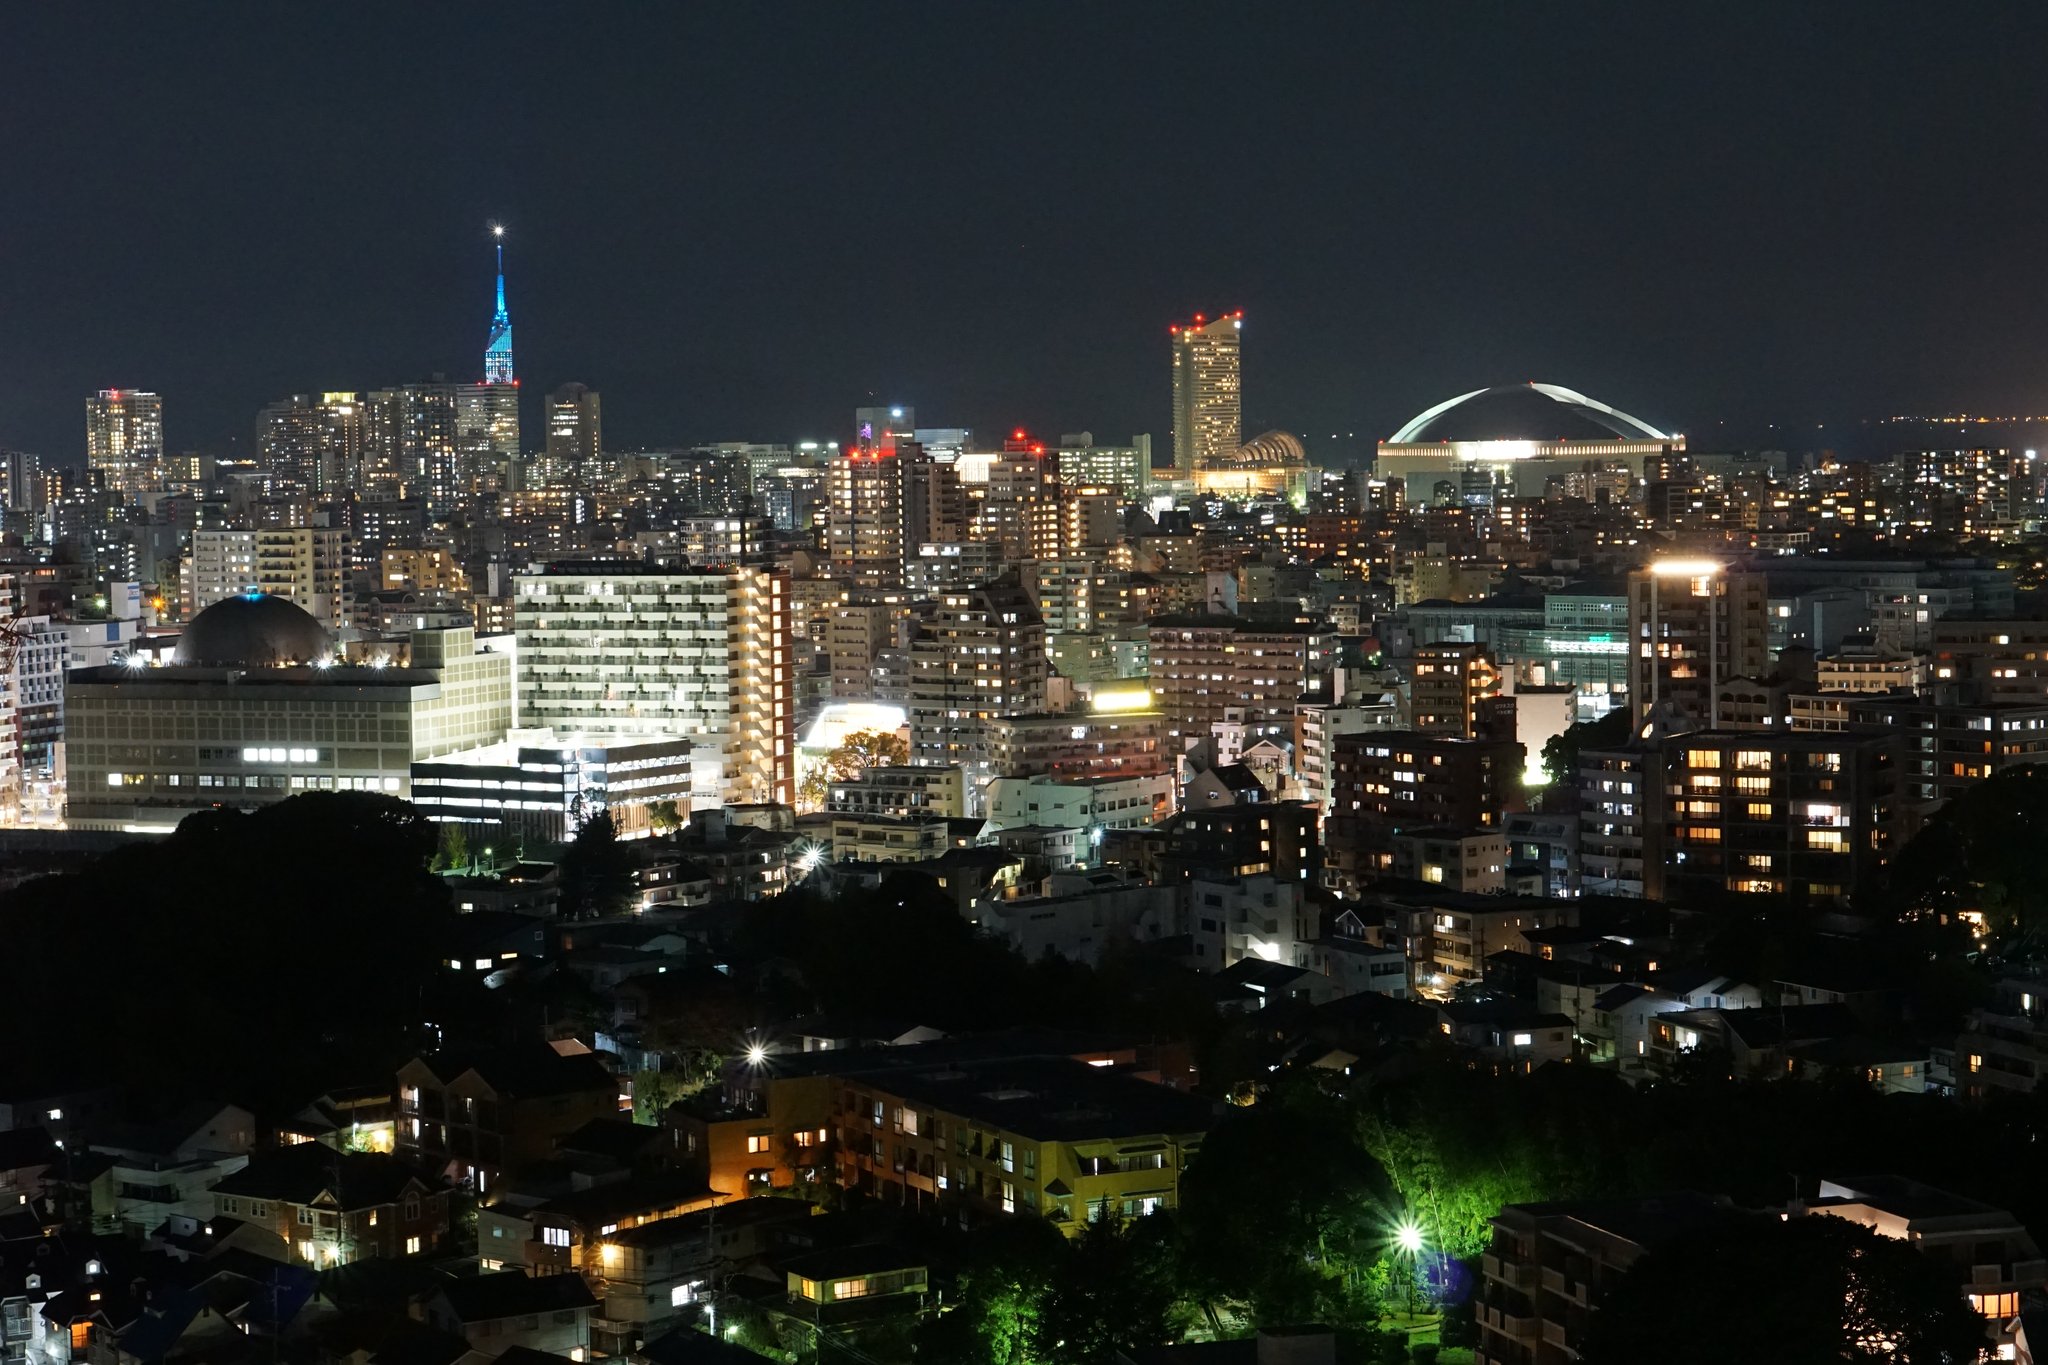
(7, 3, 2048, 465)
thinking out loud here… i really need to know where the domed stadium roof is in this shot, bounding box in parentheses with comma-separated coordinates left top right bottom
(174, 593, 334, 667)
(1207, 429, 1308, 468)
(1389, 383, 1672, 444)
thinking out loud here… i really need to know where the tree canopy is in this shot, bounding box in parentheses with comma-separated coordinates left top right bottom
(1581, 1212, 1987, 1365)
(0, 792, 452, 1106)
(1886, 763, 2048, 944)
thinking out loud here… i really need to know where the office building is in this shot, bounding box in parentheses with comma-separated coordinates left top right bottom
(1055, 434, 1151, 499)
(66, 598, 512, 830)
(543, 382, 602, 477)
(1170, 313, 1243, 476)
(1626, 560, 1771, 725)
(86, 389, 163, 495)
(411, 730, 693, 842)
(514, 563, 794, 807)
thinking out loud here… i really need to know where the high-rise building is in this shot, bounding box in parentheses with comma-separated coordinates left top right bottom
(1170, 313, 1242, 475)
(86, 389, 163, 496)
(456, 383, 519, 494)
(544, 383, 602, 477)
(1626, 560, 1771, 726)
(514, 563, 795, 808)
(828, 438, 925, 590)
(365, 384, 460, 512)
(255, 393, 367, 494)
(908, 576, 1046, 801)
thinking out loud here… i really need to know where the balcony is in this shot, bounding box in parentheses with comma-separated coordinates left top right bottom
(1482, 1253, 1537, 1291)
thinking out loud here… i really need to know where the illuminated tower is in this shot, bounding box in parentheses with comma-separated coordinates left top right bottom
(457, 224, 521, 497)
(1170, 311, 1242, 476)
(484, 226, 515, 384)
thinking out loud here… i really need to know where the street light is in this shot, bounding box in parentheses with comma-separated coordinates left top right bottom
(1393, 1219, 1426, 1319)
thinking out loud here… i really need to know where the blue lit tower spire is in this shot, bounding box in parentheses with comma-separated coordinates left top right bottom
(484, 223, 515, 384)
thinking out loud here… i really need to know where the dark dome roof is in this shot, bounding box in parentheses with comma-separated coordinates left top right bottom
(174, 593, 334, 667)
(1389, 383, 1672, 444)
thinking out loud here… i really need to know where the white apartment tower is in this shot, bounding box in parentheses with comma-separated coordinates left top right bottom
(514, 563, 794, 808)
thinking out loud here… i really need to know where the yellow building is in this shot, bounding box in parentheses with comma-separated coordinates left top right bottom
(828, 1055, 1211, 1232)
(701, 1042, 1209, 1236)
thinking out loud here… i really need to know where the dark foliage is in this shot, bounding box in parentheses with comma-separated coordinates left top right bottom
(0, 793, 452, 1107)
(1581, 1212, 1987, 1365)
(559, 810, 636, 918)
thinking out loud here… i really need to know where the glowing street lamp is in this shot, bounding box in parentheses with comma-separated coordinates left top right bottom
(1393, 1219, 1426, 1318)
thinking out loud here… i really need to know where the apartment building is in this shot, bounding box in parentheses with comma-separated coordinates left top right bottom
(829, 1055, 1213, 1233)
(1929, 618, 2048, 702)
(907, 576, 1046, 792)
(825, 765, 966, 818)
(1476, 1194, 1730, 1365)
(984, 772, 1175, 834)
(1845, 696, 2048, 808)
(183, 527, 350, 629)
(1325, 732, 1524, 892)
(1410, 641, 1503, 738)
(395, 1046, 620, 1196)
(515, 563, 795, 807)
(1146, 615, 1331, 748)
(987, 710, 1167, 780)
(1626, 562, 1770, 725)
(1659, 730, 1903, 906)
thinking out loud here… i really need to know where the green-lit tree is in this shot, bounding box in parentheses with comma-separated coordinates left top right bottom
(1179, 1082, 1400, 1326)
(432, 819, 470, 872)
(1035, 1215, 1196, 1364)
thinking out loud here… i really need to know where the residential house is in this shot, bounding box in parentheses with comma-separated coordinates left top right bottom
(475, 1171, 724, 1277)
(397, 1047, 621, 1196)
(209, 1146, 449, 1267)
(1434, 1002, 1574, 1074)
(427, 1271, 596, 1360)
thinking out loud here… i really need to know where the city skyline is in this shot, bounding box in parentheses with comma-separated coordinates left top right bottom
(9, 6, 2048, 461)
